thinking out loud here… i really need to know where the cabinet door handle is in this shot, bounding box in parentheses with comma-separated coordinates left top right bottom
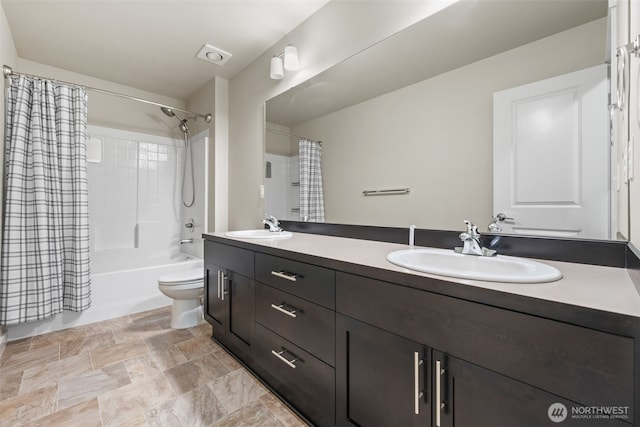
(414, 351, 424, 415)
(271, 270, 300, 282)
(220, 272, 228, 301)
(216, 270, 221, 299)
(436, 360, 445, 427)
(271, 348, 299, 369)
(270, 303, 298, 318)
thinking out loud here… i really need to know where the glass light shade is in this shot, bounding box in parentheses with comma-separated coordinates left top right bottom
(284, 45, 299, 71)
(270, 56, 284, 80)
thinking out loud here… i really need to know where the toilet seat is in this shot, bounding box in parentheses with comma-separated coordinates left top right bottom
(158, 268, 204, 286)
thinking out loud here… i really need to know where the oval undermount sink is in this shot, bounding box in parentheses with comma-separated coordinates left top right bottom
(225, 229, 293, 239)
(387, 248, 562, 283)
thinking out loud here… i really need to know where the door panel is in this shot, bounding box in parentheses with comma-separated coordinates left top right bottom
(204, 264, 225, 329)
(336, 315, 429, 427)
(228, 272, 254, 347)
(494, 64, 610, 239)
(432, 351, 618, 427)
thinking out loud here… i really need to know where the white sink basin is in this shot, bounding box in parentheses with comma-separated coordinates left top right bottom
(225, 229, 293, 239)
(387, 248, 562, 283)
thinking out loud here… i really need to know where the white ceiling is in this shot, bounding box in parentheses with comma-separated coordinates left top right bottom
(1, 0, 329, 100)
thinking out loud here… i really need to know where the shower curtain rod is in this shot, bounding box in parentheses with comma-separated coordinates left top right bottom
(2, 64, 212, 123)
(266, 127, 322, 145)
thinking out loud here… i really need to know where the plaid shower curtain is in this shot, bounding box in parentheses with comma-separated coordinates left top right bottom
(299, 139, 325, 222)
(1, 75, 91, 325)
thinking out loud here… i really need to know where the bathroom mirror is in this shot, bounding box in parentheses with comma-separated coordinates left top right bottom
(265, 0, 626, 241)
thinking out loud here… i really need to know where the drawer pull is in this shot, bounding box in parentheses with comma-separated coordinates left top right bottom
(270, 303, 298, 318)
(271, 270, 300, 282)
(271, 348, 299, 369)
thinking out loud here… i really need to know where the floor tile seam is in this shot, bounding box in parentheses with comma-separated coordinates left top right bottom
(204, 374, 240, 416)
(89, 349, 97, 371)
(255, 398, 290, 427)
(168, 341, 190, 366)
(59, 330, 119, 361)
(93, 337, 149, 370)
(159, 358, 182, 400)
(258, 395, 285, 425)
(96, 391, 107, 427)
(16, 383, 61, 427)
(18, 368, 69, 398)
(0, 343, 61, 379)
(97, 372, 164, 427)
(3, 338, 33, 360)
(203, 360, 271, 417)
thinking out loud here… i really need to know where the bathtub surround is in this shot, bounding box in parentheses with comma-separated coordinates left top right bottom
(0, 306, 307, 426)
(6, 124, 207, 341)
(265, 152, 300, 221)
(86, 125, 200, 263)
(1, 74, 91, 325)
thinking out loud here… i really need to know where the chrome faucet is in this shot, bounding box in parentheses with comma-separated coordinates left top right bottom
(487, 213, 514, 233)
(455, 220, 496, 257)
(180, 238, 194, 245)
(262, 214, 283, 232)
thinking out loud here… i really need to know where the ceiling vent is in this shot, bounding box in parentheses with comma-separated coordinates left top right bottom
(196, 44, 232, 66)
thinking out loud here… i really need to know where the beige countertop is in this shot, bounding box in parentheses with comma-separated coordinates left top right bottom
(208, 231, 640, 319)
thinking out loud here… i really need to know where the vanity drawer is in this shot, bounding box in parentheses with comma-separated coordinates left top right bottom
(254, 322, 335, 427)
(336, 272, 634, 415)
(205, 241, 254, 278)
(255, 282, 335, 366)
(255, 253, 335, 309)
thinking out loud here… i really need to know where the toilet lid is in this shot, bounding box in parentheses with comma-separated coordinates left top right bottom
(158, 268, 204, 285)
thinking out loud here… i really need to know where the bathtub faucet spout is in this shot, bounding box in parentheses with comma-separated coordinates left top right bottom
(180, 239, 194, 245)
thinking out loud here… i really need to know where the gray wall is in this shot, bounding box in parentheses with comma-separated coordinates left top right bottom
(290, 18, 606, 230)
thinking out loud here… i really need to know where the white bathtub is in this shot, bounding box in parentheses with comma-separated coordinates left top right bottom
(7, 255, 203, 341)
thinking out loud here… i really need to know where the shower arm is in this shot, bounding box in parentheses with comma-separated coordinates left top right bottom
(3, 64, 212, 123)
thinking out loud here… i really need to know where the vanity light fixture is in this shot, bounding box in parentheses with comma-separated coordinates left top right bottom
(270, 44, 299, 80)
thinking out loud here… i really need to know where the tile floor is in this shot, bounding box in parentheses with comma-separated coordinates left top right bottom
(0, 306, 309, 427)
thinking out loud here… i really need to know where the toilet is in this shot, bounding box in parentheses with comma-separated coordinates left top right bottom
(158, 267, 205, 329)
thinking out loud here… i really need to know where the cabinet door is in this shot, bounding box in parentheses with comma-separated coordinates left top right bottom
(204, 263, 227, 330)
(227, 271, 254, 351)
(205, 264, 253, 352)
(433, 351, 598, 427)
(336, 315, 429, 427)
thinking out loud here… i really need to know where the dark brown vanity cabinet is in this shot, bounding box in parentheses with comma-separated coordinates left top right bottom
(203, 237, 636, 427)
(204, 241, 255, 357)
(336, 315, 430, 427)
(336, 272, 635, 426)
(252, 252, 337, 427)
(335, 315, 584, 427)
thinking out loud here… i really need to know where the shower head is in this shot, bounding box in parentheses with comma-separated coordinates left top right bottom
(160, 106, 175, 117)
(161, 106, 189, 133)
(179, 120, 189, 133)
